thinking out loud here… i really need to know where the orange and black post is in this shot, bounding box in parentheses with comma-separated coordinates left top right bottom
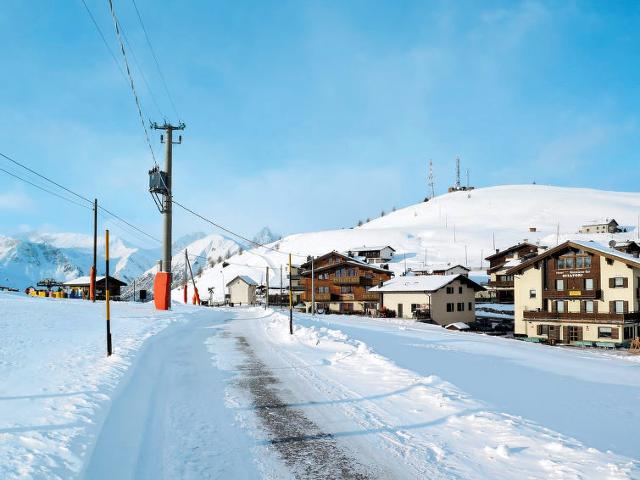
(105, 229, 113, 356)
(288, 253, 293, 335)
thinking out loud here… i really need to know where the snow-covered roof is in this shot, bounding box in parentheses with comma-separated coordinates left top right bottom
(581, 218, 618, 226)
(63, 276, 104, 286)
(370, 274, 462, 293)
(445, 322, 470, 330)
(226, 275, 258, 287)
(507, 240, 640, 274)
(348, 245, 396, 252)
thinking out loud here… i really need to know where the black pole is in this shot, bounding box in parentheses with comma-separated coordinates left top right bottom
(105, 229, 112, 356)
(91, 198, 97, 302)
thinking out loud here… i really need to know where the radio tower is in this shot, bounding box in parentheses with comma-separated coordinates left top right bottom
(455, 157, 461, 190)
(428, 159, 435, 199)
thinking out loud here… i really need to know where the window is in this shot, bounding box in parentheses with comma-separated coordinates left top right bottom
(457, 302, 464, 311)
(615, 300, 625, 314)
(568, 326, 581, 342)
(624, 326, 635, 340)
(614, 277, 625, 287)
(446, 303, 454, 312)
(598, 327, 612, 338)
(557, 258, 566, 269)
(584, 256, 592, 268)
(317, 286, 329, 293)
(565, 257, 575, 269)
(468, 302, 473, 310)
(576, 256, 584, 269)
(537, 324, 549, 336)
(584, 300, 594, 313)
(556, 279, 565, 291)
(584, 278, 594, 290)
(556, 301, 565, 313)
(446, 286, 454, 294)
(529, 289, 537, 298)
(340, 286, 353, 294)
(458, 286, 463, 294)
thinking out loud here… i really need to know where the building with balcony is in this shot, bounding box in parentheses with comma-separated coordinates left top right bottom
(507, 240, 640, 347)
(485, 242, 542, 303)
(369, 274, 483, 324)
(299, 251, 393, 314)
(347, 245, 395, 264)
(578, 218, 621, 234)
(411, 264, 470, 277)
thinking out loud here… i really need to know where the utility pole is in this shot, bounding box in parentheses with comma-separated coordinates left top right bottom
(90, 199, 98, 302)
(427, 159, 435, 199)
(265, 266, 269, 310)
(150, 121, 185, 310)
(288, 253, 293, 334)
(184, 249, 188, 304)
(105, 229, 112, 356)
(311, 256, 315, 316)
(464, 245, 468, 267)
(280, 266, 283, 309)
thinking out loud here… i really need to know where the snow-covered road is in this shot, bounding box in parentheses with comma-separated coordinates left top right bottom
(2, 293, 639, 479)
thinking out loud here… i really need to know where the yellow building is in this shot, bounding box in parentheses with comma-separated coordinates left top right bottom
(508, 240, 640, 347)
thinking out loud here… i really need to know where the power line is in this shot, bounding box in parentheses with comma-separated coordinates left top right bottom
(0, 152, 92, 205)
(0, 150, 159, 244)
(107, 0, 157, 166)
(131, 0, 180, 120)
(80, 0, 128, 83)
(0, 167, 91, 210)
(170, 197, 307, 259)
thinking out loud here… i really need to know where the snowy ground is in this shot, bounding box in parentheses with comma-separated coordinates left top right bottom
(2, 294, 639, 479)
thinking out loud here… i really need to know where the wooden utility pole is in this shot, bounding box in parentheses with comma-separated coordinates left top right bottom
(90, 199, 98, 302)
(265, 266, 269, 310)
(105, 229, 112, 356)
(151, 121, 185, 309)
(280, 266, 283, 309)
(311, 256, 315, 316)
(288, 254, 293, 334)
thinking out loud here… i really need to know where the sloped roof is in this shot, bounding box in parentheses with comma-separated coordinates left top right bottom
(581, 219, 618, 227)
(348, 245, 396, 253)
(300, 251, 392, 275)
(63, 275, 127, 287)
(369, 274, 483, 293)
(445, 322, 470, 330)
(506, 240, 640, 275)
(226, 275, 258, 287)
(485, 242, 539, 261)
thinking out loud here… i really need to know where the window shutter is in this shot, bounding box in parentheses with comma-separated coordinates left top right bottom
(611, 327, 619, 340)
(593, 301, 598, 313)
(609, 278, 615, 288)
(577, 327, 583, 341)
(580, 301, 585, 313)
(563, 326, 570, 342)
(537, 325, 542, 335)
(623, 277, 629, 288)
(552, 301, 557, 312)
(609, 301, 615, 313)
(624, 300, 629, 314)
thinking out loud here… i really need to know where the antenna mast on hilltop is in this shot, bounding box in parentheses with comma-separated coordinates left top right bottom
(455, 157, 461, 190)
(428, 159, 435, 199)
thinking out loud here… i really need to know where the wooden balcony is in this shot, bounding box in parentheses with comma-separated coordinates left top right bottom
(363, 292, 380, 301)
(313, 292, 331, 302)
(522, 310, 640, 324)
(333, 276, 360, 285)
(338, 293, 355, 301)
(488, 280, 514, 288)
(542, 289, 600, 299)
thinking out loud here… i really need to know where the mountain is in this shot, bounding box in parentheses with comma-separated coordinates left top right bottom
(123, 232, 240, 300)
(0, 231, 238, 291)
(252, 227, 280, 245)
(179, 185, 640, 303)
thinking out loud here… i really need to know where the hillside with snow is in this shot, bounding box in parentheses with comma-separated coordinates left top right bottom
(184, 185, 640, 302)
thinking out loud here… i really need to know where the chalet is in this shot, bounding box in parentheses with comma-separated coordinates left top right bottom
(63, 275, 127, 300)
(485, 242, 541, 303)
(299, 251, 393, 314)
(578, 219, 621, 234)
(226, 275, 257, 305)
(613, 240, 640, 258)
(347, 245, 395, 264)
(369, 274, 483, 325)
(507, 240, 640, 347)
(412, 264, 470, 277)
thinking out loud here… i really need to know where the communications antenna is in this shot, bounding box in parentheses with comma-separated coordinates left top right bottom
(428, 159, 435, 199)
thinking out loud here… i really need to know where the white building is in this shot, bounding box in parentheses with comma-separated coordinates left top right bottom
(411, 264, 470, 277)
(347, 245, 395, 264)
(369, 274, 483, 325)
(226, 275, 257, 306)
(578, 219, 621, 234)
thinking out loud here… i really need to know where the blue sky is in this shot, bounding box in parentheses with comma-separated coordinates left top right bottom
(0, 0, 639, 245)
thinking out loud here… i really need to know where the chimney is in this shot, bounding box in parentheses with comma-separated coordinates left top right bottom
(495, 248, 499, 254)
(378, 281, 384, 287)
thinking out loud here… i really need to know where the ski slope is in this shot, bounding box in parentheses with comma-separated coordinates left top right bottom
(188, 184, 640, 301)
